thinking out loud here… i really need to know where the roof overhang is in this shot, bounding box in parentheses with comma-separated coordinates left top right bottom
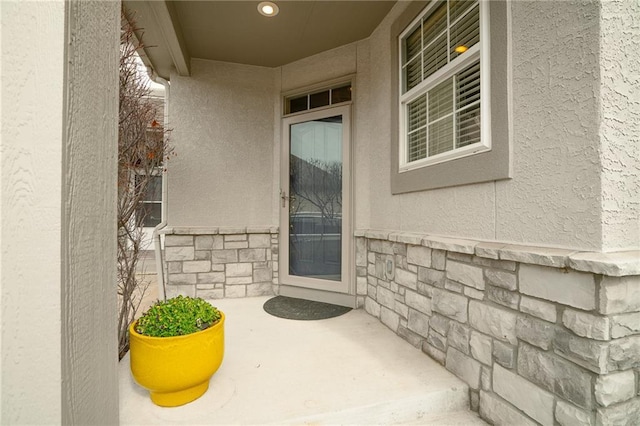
(123, 1, 397, 81)
(124, 1, 191, 80)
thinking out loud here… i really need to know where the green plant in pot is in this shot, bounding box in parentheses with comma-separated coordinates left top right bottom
(129, 296, 225, 407)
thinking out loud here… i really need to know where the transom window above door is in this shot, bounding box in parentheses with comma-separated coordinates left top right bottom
(399, 0, 490, 171)
(284, 83, 352, 116)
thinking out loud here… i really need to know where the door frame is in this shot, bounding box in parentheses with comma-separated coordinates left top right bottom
(279, 104, 354, 307)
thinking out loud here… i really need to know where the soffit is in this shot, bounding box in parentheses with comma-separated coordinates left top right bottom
(124, 1, 396, 79)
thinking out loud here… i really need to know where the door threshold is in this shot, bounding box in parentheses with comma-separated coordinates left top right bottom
(278, 285, 356, 308)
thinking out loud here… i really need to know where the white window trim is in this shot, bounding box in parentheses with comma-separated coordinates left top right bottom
(282, 75, 355, 118)
(133, 168, 164, 229)
(398, 0, 491, 173)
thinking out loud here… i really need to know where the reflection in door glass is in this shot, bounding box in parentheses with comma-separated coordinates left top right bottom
(289, 116, 342, 281)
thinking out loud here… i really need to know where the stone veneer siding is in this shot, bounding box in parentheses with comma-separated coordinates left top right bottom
(161, 227, 278, 299)
(356, 229, 640, 426)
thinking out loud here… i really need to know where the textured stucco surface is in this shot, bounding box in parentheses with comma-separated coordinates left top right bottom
(360, 1, 497, 240)
(168, 0, 637, 252)
(169, 59, 277, 226)
(353, 39, 372, 229)
(281, 43, 357, 92)
(277, 1, 497, 242)
(1, 0, 119, 423)
(598, 0, 640, 251)
(496, 0, 602, 250)
(361, 0, 605, 249)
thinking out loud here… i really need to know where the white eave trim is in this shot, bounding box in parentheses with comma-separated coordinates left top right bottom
(147, 1, 190, 77)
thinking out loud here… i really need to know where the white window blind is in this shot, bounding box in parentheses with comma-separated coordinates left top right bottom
(400, 0, 487, 169)
(456, 61, 481, 148)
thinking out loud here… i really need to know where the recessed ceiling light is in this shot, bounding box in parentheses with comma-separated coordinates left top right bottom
(258, 1, 279, 17)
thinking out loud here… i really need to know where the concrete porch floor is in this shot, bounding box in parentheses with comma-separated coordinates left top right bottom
(119, 295, 487, 425)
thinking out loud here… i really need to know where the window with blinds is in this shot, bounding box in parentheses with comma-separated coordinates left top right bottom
(399, 0, 488, 170)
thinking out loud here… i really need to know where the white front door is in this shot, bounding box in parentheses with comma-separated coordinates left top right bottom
(280, 105, 353, 306)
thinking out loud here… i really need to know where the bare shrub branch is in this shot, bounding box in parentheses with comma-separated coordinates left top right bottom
(118, 9, 173, 360)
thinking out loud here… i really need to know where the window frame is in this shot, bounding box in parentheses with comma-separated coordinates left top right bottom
(390, 0, 511, 194)
(398, 0, 490, 172)
(134, 170, 163, 229)
(283, 76, 354, 117)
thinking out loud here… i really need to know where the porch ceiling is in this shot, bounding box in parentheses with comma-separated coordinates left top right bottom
(123, 1, 397, 80)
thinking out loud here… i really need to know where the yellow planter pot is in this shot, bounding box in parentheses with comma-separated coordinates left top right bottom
(129, 312, 225, 407)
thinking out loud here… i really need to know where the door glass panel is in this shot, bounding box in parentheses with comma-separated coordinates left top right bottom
(289, 115, 342, 281)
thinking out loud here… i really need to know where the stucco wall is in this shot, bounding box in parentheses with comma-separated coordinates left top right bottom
(598, 0, 640, 251)
(280, 43, 357, 92)
(277, 1, 605, 250)
(1, 0, 119, 423)
(362, 0, 639, 252)
(362, 0, 606, 251)
(169, 1, 637, 252)
(169, 59, 277, 227)
(495, 0, 603, 250)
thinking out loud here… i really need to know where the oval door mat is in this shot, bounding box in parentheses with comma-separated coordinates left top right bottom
(263, 296, 352, 321)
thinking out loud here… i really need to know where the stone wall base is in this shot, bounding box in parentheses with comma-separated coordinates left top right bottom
(356, 229, 640, 426)
(161, 227, 279, 299)
(159, 225, 640, 425)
